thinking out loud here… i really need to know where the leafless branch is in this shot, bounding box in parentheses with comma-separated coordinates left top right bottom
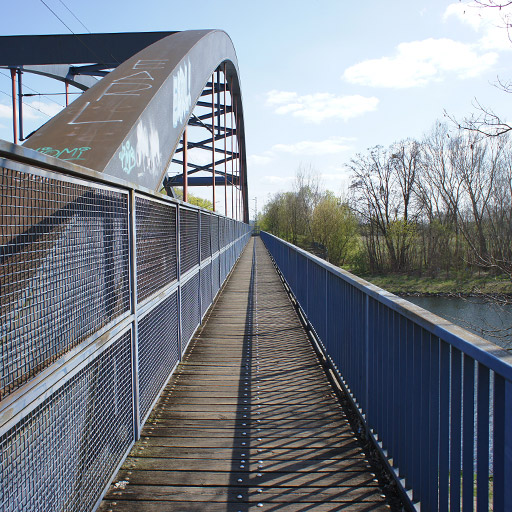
(444, 102, 512, 140)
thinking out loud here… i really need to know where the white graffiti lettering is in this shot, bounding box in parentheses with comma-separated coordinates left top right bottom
(115, 71, 155, 81)
(69, 102, 123, 125)
(133, 59, 168, 70)
(173, 60, 192, 128)
(136, 122, 161, 176)
(96, 82, 153, 101)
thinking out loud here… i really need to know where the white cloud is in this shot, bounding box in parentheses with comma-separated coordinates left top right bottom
(29, 100, 64, 118)
(263, 175, 294, 184)
(444, 2, 512, 51)
(320, 172, 348, 182)
(265, 90, 379, 123)
(272, 136, 354, 155)
(0, 104, 12, 119)
(343, 38, 498, 88)
(0, 100, 64, 121)
(248, 154, 272, 166)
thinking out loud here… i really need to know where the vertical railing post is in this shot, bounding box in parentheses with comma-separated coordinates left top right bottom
(198, 210, 202, 323)
(17, 69, 24, 141)
(365, 294, 370, 430)
(503, 380, 512, 510)
(223, 64, 228, 216)
(211, 74, 216, 212)
(183, 127, 188, 202)
(10, 68, 18, 144)
(177, 204, 182, 358)
(129, 190, 141, 441)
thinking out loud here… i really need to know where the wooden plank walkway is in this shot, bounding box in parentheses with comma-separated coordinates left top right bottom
(100, 237, 392, 511)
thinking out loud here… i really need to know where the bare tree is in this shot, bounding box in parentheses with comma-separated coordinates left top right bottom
(447, 1, 512, 137)
(348, 143, 419, 272)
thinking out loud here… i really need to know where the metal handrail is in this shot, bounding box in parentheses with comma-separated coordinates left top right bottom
(261, 230, 512, 512)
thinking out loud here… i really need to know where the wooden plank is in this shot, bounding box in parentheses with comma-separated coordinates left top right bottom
(103, 484, 386, 502)
(120, 456, 374, 473)
(100, 238, 392, 511)
(100, 500, 390, 511)
(113, 469, 380, 487)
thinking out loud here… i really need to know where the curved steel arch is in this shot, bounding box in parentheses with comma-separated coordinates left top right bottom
(23, 30, 248, 221)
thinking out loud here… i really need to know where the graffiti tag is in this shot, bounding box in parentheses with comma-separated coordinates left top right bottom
(136, 122, 161, 176)
(173, 59, 192, 128)
(118, 141, 136, 174)
(68, 59, 169, 126)
(36, 146, 91, 161)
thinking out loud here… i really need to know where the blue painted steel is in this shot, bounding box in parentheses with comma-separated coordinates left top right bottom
(462, 355, 475, 511)
(261, 231, 512, 512)
(477, 363, 490, 512)
(450, 349, 462, 511)
(439, 341, 450, 512)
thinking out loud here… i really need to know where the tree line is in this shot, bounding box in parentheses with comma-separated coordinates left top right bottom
(260, 123, 512, 280)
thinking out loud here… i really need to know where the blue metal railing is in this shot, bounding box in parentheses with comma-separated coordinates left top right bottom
(261, 231, 512, 512)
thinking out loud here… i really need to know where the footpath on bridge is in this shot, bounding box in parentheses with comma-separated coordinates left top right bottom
(100, 237, 392, 511)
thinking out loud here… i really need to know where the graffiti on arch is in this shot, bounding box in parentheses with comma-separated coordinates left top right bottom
(35, 146, 91, 162)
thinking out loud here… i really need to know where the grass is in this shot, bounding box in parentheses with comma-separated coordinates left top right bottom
(359, 273, 512, 296)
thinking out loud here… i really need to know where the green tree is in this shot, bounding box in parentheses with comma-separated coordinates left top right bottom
(173, 188, 214, 210)
(311, 192, 358, 266)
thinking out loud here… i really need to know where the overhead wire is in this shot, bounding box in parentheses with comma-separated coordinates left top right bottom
(38, 0, 121, 68)
(0, 70, 65, 108)
(0, 89, 52, 118)
(56, 0, 91, 33)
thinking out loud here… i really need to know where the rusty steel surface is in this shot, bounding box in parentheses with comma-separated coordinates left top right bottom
(21, 30, 248, 210)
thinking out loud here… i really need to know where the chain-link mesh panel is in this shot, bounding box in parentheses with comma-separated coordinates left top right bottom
(138, 292, 179, 421)
(136, 196, 177, 303)
(0, 167, 130, 400)
(220, 250, 227, 283)
(200, 264, 213, 318)
(227, 219, 233, 244)
(200, 212, 211, 261)
(211, 215, 219, 253)
(179, 208, 199, 274)
(219, 217, 226, 248)
(212, 256, 220, 297)
(180, 273, 200, 352)
(0, 330, 133, 512)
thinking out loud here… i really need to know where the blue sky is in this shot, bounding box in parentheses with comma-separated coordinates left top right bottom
(1, 0, 511, 216)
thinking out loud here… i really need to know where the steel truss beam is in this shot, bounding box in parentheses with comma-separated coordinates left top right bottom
(2, 30, 248, 222)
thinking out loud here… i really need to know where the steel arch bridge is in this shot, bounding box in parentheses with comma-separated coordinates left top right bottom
(0, 30, 249, 221)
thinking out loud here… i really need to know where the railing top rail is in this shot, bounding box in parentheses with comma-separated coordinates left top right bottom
(0, 139, 245, 221)
(262, 231, 512, 380)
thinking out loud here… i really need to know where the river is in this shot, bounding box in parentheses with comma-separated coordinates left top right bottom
(405, 295, 512, 351)
(405, 295, 512, 472)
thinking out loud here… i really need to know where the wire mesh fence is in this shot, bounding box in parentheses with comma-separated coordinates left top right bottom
(0, 156, 251, 512)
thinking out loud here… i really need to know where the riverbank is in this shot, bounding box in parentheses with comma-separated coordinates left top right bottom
(362, 273, 512, 299)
